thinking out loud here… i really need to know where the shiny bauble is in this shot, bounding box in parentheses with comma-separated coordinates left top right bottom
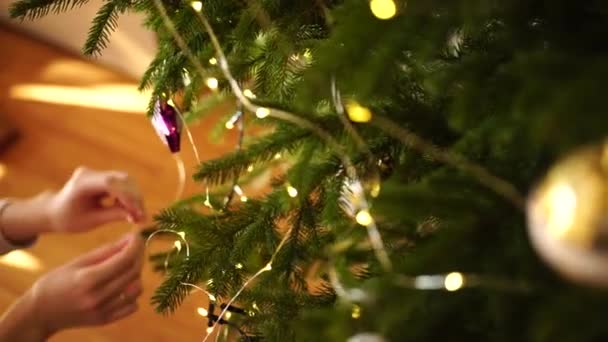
(527, 142, 608, 287)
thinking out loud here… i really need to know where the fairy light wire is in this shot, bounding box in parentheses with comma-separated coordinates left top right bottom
(188, 3, 392, 272)
(372, 116, 525, 210)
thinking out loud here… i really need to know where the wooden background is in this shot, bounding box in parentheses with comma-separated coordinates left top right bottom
(0, 26, 238, 341)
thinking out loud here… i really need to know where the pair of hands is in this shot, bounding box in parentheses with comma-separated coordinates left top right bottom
(0, 167, 147, 340)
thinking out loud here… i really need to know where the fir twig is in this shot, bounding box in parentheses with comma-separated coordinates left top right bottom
(9, 0, 90, 20)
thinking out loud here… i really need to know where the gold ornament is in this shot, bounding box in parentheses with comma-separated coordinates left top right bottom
(527, 142, 608, 286)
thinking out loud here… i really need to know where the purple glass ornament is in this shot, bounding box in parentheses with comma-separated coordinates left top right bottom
(151, 98, 182, 153)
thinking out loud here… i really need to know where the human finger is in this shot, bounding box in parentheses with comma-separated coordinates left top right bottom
(88, 233, 143, 284)
(99, 279, 143, 315)
(71, 233, 132, 268)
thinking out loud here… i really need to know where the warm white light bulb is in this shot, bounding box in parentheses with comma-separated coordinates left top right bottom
(235, 263, 244, 269)
(225, 311, 232, 319)
(243, 89, 256, 98)
(346, 101, 373, 123)
(263, 263, 272, 271)
(444, 272, 464, 292)
(209, 57, 218, 65)
(206, 326, 214, 334)
(351, 304, 361, 319)
(256, 107, 270, 118)
(174, 240, 182, 252)
(355, 210, 373, 226)
(205, 77, 219, 90)
(247, 165, 254, 172)
(240, 195, 248, 202)
(178, 231, 186, 239)
(197, 307, 209, 317)
(190, 1, 203, 12)
(370, 0, 397, 20)
(225, 120, 235, 129)
(287, 186, 298, 198)
(274, 153, 282, 160)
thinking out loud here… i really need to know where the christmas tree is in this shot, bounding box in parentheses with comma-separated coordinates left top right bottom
(10, 0, 608, 340)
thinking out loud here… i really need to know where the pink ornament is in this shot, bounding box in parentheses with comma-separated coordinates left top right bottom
(151, 98, 182, 153)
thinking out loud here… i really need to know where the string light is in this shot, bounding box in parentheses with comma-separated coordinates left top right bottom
(286, 185, 298, 198)
(182, 68, 191, 86)
(178, 231, 186, 239)
(206, 327, 214, 334)
(235, 263, 243, 269)
(247, 165, 254, 172)
(355, 209, 373, 226)
(274, 153, 282, 160)
(370, 0, 397, 20)
(346, 101, 373, 123)
(371, 181, 381, 198)
(224, 110, 242, 130)
(256, 107, 270, 118)
(190, 1, 202, 12)
(209, 57, 217, 65)
(173, 240, 182, 252)
(243, 89, 256, 99)
(205, 77, 219, 90)
(208, 294, 216, 302)
(252, 303, 260, 311)
(263, 263, 272, 271)
(197, 307, 209, 317)
(444, 272, 464, 291)
(351, 304, 361, 319)
(225, 311, 232, 319)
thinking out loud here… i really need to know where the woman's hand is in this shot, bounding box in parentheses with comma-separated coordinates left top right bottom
(48, 167, 146, 232)
(0, 232, 144, 341)
(0, 167, 146, 244)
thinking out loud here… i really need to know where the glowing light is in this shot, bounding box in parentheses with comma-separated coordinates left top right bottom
(206, 326, 214, 334)
(0, 250, 43, 272)
(346, 101, 373, 123)
(546, 183, 577, 237)
(197, 307, 209, 317)
(247, 165, 254, 173)
(252, 303, 260, 311)
(243, 89, 256, 99)
(178, 231, 186, 239)
(209, 57, 218, 65)
(256, 107, 270, 119)
(371, 182, 381, 198)
(351, 305, 361, 319)
(225, 120, 235, 129)
(208, 294, 216, 302)
(235, 263, 244, 269)
(233, 185, 244, 195)
(182, 68, 191, 86)
(444, 272, 464, 291)
(355, 210, 373, 226)
(9, 83, 150, 114)
(225, 312, 232, 319)
(240, 196, 248, 202)
(207, 279, 214, 286)
(370, 0, 397, 20)
(287, 186, 299, 198)
(190, 1, 203, 12)
(274, 153, 282, 160)
(174, 240, 182, 252)
(204, 198, 212, 208)
(263, 263, 272, 271)
(205, 77, 219, 90)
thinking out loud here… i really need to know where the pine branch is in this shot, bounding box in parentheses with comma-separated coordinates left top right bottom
(194, 125, 313, 185)
(83, 0, 124, 56)
(9, 0, 90, 20)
